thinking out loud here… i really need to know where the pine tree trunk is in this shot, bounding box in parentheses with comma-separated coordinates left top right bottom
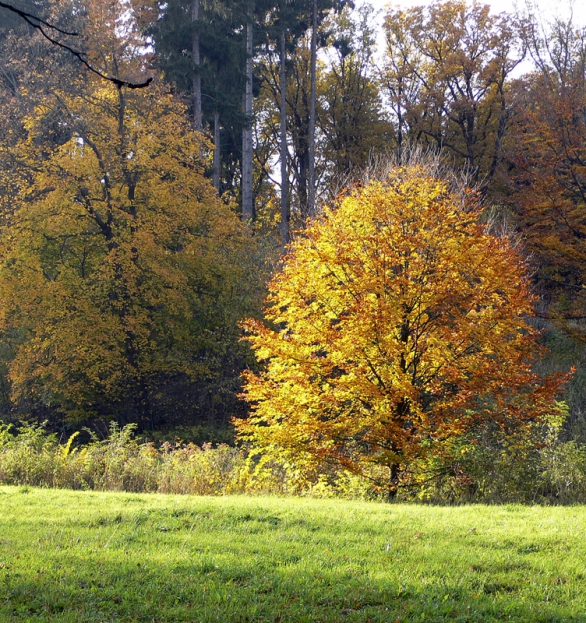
(280, 29, 289, 248)
(241, 15, 254, 221)
(307, 0, 318, 218)
(213, 110, 221, 193)
(192, 0, 202, 130)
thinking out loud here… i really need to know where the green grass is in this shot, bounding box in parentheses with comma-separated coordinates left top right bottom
(1, 487, 585, 622)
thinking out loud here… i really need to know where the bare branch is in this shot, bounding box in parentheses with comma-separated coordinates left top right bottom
(0, 0, 78, 36)
(0, 1, 153, 90)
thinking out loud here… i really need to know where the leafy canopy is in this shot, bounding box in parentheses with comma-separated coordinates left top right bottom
(507, 17, 586, 340)
(238, 163, 563, 492)
(0, 79, 258, 424)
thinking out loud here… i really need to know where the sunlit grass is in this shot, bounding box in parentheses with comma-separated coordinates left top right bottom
(1, 486, 585, 621)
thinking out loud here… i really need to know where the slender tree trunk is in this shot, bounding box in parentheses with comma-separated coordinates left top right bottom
(213, 110, 221, 193)
(387, 463, 400, 500)
(298, 151, 308, 211)
(397, 84, 404, 165)
(280, 29, 289, 248)
(192, 0, 202, 130)
(241, 13, 254, 221)
(307, 0, 318, 218)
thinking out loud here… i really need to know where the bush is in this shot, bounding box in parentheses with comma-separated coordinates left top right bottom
(406, 403, 586, 504)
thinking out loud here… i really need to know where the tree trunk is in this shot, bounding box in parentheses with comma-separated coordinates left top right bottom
(397, 83, 404, 165)
(387, 462, 400, 499)
(307, 0, 318, 218)
(192, 0, 202, 130)
(280, 29, 289, 248)
(213, 110, 221, 193)
(241, 14, 254, 221)
(298, 150, 308, 212)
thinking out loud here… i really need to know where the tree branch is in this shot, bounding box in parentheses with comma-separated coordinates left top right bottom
(0, 1, 153, 90)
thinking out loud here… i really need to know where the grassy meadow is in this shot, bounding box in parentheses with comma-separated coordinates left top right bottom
(0, 487, 585, 622)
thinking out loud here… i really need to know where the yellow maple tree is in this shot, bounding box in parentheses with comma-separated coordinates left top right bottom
(237, 163, 564, 493)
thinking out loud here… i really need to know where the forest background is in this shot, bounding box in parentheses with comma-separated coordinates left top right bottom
(0, 0, 586, 500)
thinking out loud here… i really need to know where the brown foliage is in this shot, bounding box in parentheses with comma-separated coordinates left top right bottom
(507, 17, 586, 340)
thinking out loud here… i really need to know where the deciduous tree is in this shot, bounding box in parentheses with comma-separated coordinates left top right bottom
(0, 78, 259, 429)
(507, 16, 586, 340)
(381, 1, 525, 188)
(319, 4, 391, 193)
(238, 160, 563, 494)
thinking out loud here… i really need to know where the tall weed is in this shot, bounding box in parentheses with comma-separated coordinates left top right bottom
(0, 422, 369, 498)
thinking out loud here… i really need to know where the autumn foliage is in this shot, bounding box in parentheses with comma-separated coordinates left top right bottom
(507, 18, 586, 340)
(0, 79, 257, 425)
(238, 164, 564, 493)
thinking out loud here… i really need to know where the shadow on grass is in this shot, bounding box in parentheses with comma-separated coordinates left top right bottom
(2, 553, 580, 623)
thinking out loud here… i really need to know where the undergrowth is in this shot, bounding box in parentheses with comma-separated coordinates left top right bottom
(1, 418, 586, 503)
(0, 421, 371, 498)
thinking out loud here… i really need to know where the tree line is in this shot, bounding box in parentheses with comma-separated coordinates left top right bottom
(0, 0, 584, 455)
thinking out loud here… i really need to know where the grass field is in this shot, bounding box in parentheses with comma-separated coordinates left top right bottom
(1, 487, 585, 622)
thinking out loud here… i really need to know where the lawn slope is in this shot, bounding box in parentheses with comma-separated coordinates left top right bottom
(1, 487, 585, 622)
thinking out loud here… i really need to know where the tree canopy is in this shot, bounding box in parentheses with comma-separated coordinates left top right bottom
(0, 78, 259, 428)
(237, 162, 564, 493)
(0, 0, 583, 488)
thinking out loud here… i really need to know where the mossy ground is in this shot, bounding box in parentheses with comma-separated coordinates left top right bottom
(1, 486, 585, 622)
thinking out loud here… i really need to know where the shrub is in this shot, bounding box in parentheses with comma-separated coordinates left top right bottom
(407, 403, 586, 503)
(2, 419, 586, 502)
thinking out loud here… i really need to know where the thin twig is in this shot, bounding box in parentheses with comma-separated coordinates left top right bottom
(0, 1, 153, 90)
